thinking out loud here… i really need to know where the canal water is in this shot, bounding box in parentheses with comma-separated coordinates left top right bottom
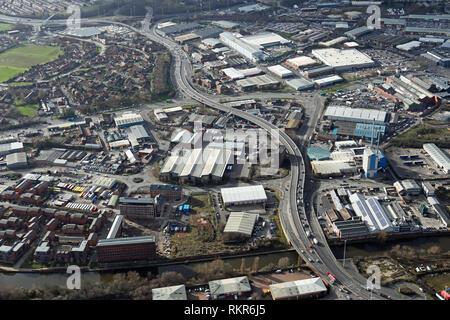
(0, 251, 300, 289)
(1, 236, 449, 289)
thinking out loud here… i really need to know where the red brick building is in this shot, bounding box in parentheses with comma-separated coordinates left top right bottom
(96, 236, 156, 263)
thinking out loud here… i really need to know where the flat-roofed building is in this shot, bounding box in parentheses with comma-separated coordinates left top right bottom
(242, 32, 290, 48)
(236, 74, 280, 91)
(267, 65, 293, 78)
(220, 32, 266, 63)
(152, 284, 187, 300)
(311, 48, 375, 71)
(150, 184, 182, 201)
(96, 236, 156, 263)
(311, 160, 357, 177)
(285, 56, 317, 69)
(209, 276, 252, 299)
(119, 197, 160, 219)
(285, 77, 314, 91)
(313, 75, 343, 87)
(270, 277, 327, 300)
(221, 185, 267, 208)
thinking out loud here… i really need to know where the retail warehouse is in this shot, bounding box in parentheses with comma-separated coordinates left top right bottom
(311, 48, 375, 71)
(323, 106, 389, 124)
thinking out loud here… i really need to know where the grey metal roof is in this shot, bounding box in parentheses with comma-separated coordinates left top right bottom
(152, 284, 187, 300)
(270, 277, 327, 299)
(97, 236, 155, 247)
(209, 276, 251, 296)
(224, 212, 258, 237)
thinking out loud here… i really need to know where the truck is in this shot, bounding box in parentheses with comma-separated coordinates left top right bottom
(327, 272, 336, 285)
(313, 238, 319, 245)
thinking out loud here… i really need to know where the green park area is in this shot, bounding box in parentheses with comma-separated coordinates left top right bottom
(16, 104, 39, 117)
(0, 24, 13, 32)
(0, 45, 63, 82)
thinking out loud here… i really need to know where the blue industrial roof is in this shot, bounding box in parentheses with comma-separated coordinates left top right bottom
(307, 147, 331, 161)
(353, 123, 386, 139)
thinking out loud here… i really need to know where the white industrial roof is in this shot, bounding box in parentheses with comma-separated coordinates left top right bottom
(0, 142, 23, 154)
(319, 36, 348, 47)
(267, 65, 293, 78)
(209, 276, 251, 296)
(152, 284, 187, 300)
(157, 21, 176, 29)
(396, 41, 421, 51)
(311, 160, 356, 176)
(286, 77, 314, 90)
(6, 152, 27, 165)
(423, 143, 450, 173)
(92, 176, 116, 189)
(311, 48, 374, 69)
(242, 32, 290, 47)
(313, 74, 343, 86)
(224, 212, 259, 237)
(240, 67, 262, 77)
(324, 106, 388, 123)
(286, 56, 317, 68)
(344, 41, 359, 47)
(221, 185, 267, 205)
(236, 74, 280, 87)
(269, 277, 327, 299)
(114, 112, 143, 126)
(223, 67, 245, 80)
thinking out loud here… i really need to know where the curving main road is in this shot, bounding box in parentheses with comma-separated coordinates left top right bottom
(0, 13, 393, 299)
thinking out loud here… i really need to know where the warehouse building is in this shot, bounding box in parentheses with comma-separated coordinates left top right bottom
(285, 56, 317, 69)
(152, 284, 187, 300)
(6, 152, 28, 169)
(209, 276, 252, 299)
(242, 32, 291, 48)
(114, 112, 144, 129)
(311, 160, 357, 177)
(323, 106, 389, 124)
(223, 212, 258, 239)
(313, 75, 343, 87)
(96, 236, 156, 263)
(349, 193, 394, 233)
(158, 23, 200, 36)
(311, 48, 375, 71)
(333, 219, 370, 239)
(423, 143, 450, 174)
(0, 142, 24, 156)
(236, 74, 280, 91)
(267, 65, 293, 78)
(221, 185, 267, 208)
(220, 32, 266, 63)
(270, 277, 327, 300)
(302, 65, 334, 79)
(212, 21, 240, 30)
(344, 26, 373, 40)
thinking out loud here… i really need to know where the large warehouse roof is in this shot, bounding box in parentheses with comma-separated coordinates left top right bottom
(423, 143, 450, 174)
(242, 32, 290, 47)
(224, 212, 259, 237)
(114, 112, 144, 127)
(236, 74, 280, 88)
(267, 65, 293, 78)
(270, 277, 327, 300)
(221, 185, 267, 205)
(209, 276, 251, 296)
(324, 106, 388, 124)
(285, 56, 317, 68)
(311, 48, 374, 70)
(152, 285, 187, 300)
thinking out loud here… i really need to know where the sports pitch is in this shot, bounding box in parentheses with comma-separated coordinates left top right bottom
(0, 45, 63, 82)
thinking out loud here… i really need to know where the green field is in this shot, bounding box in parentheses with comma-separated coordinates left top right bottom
(0, 45, 63, 82)
(0, 24, 13, 32)
(16, 104, 39, 117)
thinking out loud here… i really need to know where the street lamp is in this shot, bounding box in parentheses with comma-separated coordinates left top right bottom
(343, 239, 347, 268)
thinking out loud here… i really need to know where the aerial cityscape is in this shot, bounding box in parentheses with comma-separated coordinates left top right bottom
(0, 0, 448, 305)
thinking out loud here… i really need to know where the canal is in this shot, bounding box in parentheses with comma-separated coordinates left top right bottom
(1, 236, 448, 290)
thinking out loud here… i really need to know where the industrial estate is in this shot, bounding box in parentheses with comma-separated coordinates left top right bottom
(0, 0, 448, 303)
